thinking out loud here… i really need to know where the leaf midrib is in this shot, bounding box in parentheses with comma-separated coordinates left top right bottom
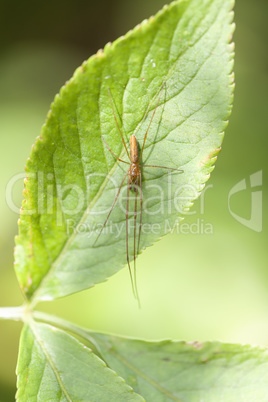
(99, 340, 182, 401)
(29, 321, 72, 402)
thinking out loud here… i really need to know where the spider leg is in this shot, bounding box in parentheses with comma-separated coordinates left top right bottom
(101, 135, 130, 165)
(137, 173, 143, 257)
(138, 82, 166, 162)
(133, 179, 141, 307)
(141, 164, 183, 172)
(107, 88, 131, 160)
(93, 170, 128, 246)
(126, 179, 136, 299)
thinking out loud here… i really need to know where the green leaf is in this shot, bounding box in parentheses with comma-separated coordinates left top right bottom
(16, 322, 144, 401)
(15, 0, 234, 301)
(91, 333, 268, 402)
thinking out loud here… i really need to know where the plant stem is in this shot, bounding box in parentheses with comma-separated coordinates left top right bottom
(0, 305, 25, 321)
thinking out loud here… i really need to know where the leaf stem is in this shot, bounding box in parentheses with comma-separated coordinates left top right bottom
(0, 305, 25, 321)
(33, 311, 102, 353)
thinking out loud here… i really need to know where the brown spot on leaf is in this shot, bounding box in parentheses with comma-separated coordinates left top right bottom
(187, 341, 204, 350)
(200, 147, 221, 166)
(97, 48, 104, 57)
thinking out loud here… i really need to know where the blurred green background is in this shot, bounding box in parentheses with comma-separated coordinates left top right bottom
(0, 0, 267, 399)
